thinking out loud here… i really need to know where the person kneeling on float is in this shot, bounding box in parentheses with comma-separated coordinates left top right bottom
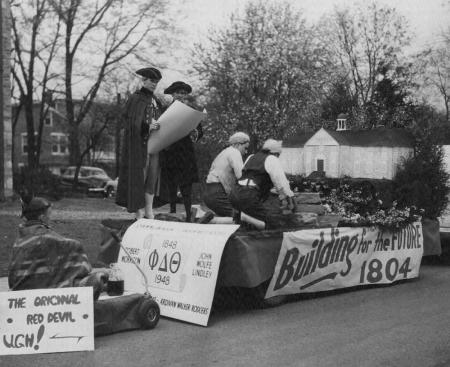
(8, 195, 108, 300)
(229, 139, 297, 230)
(203, 132, 250, 218)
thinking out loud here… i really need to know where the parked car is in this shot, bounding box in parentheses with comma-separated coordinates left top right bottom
(104, 177, 118, 198)
(60, 166, 117, 197)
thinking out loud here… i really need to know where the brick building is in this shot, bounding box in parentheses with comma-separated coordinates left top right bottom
(13, 99, 116, 175)
(12, 100, 71, 174)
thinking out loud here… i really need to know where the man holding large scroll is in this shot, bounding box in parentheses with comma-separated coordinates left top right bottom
(116, 67, 163, 219)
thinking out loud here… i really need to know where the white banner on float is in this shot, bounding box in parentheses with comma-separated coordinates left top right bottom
(147, 100, 207, 154)
(266, 222, 424, 298)
(118, 219, 239, 326)
(0, 287, 94, 355)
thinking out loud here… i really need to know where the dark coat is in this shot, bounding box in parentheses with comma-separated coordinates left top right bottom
(160, 128, 203, 187)
(159, 103, 203, 188)
(116, 89, 163, 213)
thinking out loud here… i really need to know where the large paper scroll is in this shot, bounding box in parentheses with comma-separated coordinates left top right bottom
(147, 100, 207, 154)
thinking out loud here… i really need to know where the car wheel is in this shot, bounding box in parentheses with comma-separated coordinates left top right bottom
(105, 186, 114, 198)
(138, 297, 160, 329)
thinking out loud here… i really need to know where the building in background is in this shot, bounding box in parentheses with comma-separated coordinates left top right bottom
(0, 0, 12, 199)
(12, 99, 116, 175)
(12, 101, 71, 175)
(280, 116, 414, 180)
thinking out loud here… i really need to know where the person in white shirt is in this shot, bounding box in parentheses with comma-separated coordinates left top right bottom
(203, 132, 250, 216)
(229, 139, 298, 229)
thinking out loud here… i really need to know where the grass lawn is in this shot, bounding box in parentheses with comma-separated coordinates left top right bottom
(0, 197, 135, 277)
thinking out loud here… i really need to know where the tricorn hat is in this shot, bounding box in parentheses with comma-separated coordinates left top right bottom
(164, 81, 192, 95)
(135, 67, 162, 81)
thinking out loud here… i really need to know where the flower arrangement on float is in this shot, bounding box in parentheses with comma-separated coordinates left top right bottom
(322, 183, 423, 229)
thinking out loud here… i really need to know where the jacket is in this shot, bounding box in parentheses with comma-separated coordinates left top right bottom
(8, 221, 92, 290)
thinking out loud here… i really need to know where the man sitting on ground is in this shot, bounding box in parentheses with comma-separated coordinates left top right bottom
(8, 195, 107, 300)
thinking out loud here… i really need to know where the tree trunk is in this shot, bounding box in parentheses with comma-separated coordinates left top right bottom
(115, 93, 121, 178)
(23, 98, 38, 170)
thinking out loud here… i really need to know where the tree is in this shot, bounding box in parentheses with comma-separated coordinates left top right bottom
(194, 0, 331, 152)
(321, 2, 413, 128)
(48, 0, 172, 185)
(320, 76, 357, 127)
(366, 61, 416, 128)
(10, 0, 62, 169)
(394, 114, 450, 219)
(416, 39, 450, 122)
(78, 100, 120, 166)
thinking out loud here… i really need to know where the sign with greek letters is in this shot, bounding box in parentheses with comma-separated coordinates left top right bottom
(0, 287, 94, 355)
(266, 222, 423, 298)
(118, 219, 239, 326)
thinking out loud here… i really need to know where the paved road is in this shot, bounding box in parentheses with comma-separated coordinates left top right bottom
(2, 264, 450, 367)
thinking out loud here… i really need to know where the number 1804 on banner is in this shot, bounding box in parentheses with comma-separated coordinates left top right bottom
(266, 223, 424, 298)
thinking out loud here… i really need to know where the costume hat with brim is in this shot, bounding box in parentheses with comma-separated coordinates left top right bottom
(164, 81, 192, 95)
(136, 67, 162, 81)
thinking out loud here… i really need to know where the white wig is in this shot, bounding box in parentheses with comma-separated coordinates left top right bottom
(228, 132, 250, 145)
(262, 139, 282, 154)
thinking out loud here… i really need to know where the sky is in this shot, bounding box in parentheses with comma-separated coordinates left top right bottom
(181, 0, 449, 49)
(159, 0, 449, 86)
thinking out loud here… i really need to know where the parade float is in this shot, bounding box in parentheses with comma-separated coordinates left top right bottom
(98, 176, 442, 326)
(95, 100, 446, 327)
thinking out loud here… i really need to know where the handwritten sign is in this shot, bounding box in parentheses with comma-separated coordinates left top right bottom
(0, 287, 94, 355)
(118, 219, 239, 326)
(266, 223, 423, 298)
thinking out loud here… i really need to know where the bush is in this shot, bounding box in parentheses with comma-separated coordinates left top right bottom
(393, 124, 449, 219)
(13, 166, 63, 200)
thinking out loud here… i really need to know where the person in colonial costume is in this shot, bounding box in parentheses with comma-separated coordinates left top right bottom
(203, 132, 250, 217)
(229, 139, 298, 229)
(116, 67, 164, 219)
(159, 81, 203, 222)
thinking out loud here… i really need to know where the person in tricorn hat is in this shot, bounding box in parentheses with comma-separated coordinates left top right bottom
(116, 67, 164, 219)
(159, 81, 203, 222)
(229, 139, 298, 229)
(8, 194, 108, 300)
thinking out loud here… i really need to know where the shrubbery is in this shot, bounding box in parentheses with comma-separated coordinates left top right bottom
(13, 166, 63, 200)
(393, 124, 449, 219)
